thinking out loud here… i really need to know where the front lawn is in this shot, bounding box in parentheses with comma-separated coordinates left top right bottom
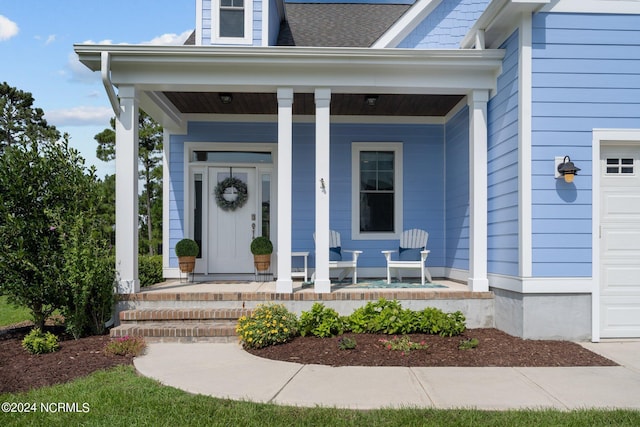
(1, 366, 639, 426)
(0, 296, 31, 327)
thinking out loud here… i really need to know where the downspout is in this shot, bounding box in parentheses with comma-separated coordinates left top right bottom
(101, 51, 121, 118)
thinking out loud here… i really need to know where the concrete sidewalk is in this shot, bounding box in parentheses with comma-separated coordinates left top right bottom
(134, 340, 640, 410)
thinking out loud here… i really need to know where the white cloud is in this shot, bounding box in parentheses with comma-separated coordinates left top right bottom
(45, 106, 113, 127)
(0, 15, 19, 41)
(141, 30, 192, 46)
(45, 34, 56, 45)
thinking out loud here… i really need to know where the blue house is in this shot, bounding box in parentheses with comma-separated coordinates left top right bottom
(75, 0, 640, 341)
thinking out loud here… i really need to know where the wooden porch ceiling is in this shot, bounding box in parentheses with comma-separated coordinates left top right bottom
(163, 92, 465, 116)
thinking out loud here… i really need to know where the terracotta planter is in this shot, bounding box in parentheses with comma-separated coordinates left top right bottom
(178, 256, 196, 273)
(253, 254, 271, 272)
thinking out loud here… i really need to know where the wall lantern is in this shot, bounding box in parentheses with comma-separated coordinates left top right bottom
(219, 93, 233, 104)
(556, 156, 581, 183)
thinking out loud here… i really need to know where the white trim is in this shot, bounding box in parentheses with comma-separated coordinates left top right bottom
(196, 0, 203, 45)
(182, 113, 448, 125)
(372, 0, 443, 48)
(443, 97, 469, 122)
(541, 0, 640, 14)
(468, 90, 489, 292)
(488, 274, 593, 294)
(351, 142, 403, 241)
(261, 0, 269, 47)
(314, 88, 332, 293)
(591, 128, 640, 342)
(276, 88, 294, 292)
(211, 0, 254, 45)
(162, 129, 171, 277)
(518, 13, 533, 278)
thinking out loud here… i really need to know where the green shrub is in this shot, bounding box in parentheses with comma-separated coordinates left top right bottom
(379, 335, 428, 353)
(299, 303, 348, 337)
(347, 298, 414, 334)
(459, 337, 479, 350)
(175, 238, 199, 257)
(338, 336, 357, 350)
(236, 304, 298, 349)
(415, 307, 466, 337)
(105, 336, 147, 356)
(250, 236, 273, 255)
(22, 328, 60, 355)
(139, 255, 163, 287)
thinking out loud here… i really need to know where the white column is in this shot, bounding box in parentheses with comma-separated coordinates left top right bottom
(115, 85, 139, 294)
(468, 90, 489, 292)
(276, 88, 294, 293)
(314, 89, 331, 293)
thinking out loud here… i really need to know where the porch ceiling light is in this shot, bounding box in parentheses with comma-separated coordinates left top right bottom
(365, 95, 378, 107)
(219, 93, 233, 104)
(557, 156, 580, 183)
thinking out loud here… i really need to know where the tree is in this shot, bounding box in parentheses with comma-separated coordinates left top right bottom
(94, 111, 163, 255)
(0, 82, 60, 153)
(0, 138, 106, 329)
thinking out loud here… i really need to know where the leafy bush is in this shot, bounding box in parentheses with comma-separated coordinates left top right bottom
(22, 328, 60, 355)
(299, 303, 349, 337)
(415, 307, 466, 337)
(139, 255, 163, 287)
(338, 336, 357, 350)
(236, 304, 299, 349)
(60, 213, 115, 339)
(347, 298, 414, 334)
(250, 236, 273, 255)
(175, 238, 199, 257)
(379, 335, 428, 354)
(105, 336, 147, 356)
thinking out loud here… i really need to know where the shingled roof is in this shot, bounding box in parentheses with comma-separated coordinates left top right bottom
(277, 3, 411, 47)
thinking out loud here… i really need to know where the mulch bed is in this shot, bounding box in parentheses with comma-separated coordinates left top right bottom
(0, 324, 134, 394)
(246, 329, 618, 368)
(0, 325, 616, 395)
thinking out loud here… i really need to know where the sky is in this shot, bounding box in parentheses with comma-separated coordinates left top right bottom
(0, 0, 195, 179)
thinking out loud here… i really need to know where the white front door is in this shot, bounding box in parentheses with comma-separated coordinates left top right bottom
(208, 167, 257, 273)
(600, 144, 640, 338)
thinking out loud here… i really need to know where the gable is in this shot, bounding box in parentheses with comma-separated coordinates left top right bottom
(277, 3, 412, 47)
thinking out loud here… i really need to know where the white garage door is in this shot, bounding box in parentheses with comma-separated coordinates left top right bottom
(600, 144, 640, 338)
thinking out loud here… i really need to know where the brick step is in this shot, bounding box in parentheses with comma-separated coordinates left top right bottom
(110, 322, 239, 343)
(119, 308, 253, 324)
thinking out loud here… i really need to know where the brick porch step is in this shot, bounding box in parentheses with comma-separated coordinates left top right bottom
(110, 308, 252, 343)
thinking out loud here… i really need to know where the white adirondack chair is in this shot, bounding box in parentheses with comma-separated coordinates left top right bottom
(382, 229, 432, 285)
(312, 230, 363, 284)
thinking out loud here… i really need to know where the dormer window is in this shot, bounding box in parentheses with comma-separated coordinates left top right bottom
(213, 0, 253, 45)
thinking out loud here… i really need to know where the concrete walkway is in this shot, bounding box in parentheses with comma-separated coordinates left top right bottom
(134, 340, 640, 410)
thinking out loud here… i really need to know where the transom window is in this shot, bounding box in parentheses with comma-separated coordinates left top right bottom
(352, 143, 402, 240)
(606, 158, 634, 175)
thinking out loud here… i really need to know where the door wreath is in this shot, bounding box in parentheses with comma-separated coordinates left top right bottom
(214, 176, 248, 211)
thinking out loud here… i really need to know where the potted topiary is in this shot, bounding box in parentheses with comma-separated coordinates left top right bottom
(250, 236, 273, 272)
(175, 238, 199, 273)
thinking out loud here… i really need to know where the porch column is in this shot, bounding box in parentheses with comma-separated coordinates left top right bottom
(314, 88, 331, 293)
(115, 85, 139, 294)
(468, 90, 489, 292)
(276, 88, 294, 293)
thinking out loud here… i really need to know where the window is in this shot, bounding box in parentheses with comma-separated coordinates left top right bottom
(212, 0, 252, 44)
(606, 158, 635, 175)
(352, 143, 402, 240)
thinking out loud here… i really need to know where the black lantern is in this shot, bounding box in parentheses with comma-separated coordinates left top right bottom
(557, 156, 580, 183)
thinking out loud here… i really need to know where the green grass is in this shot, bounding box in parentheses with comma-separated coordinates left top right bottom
(1, 366, 639, 427)
(0, 295, 31, 327)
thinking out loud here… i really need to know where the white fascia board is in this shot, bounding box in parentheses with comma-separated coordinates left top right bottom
(461, 0, 550, 49)
(372, 0, 443, 48)
(74, 45, 505, 94)
(541, 0, 640, 14)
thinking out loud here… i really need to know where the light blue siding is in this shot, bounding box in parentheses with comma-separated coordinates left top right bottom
(531, 12, 640, 277)
(168, 121, 447, 270)
(445, 106, 469, 271)
(487, 30, 519, 276)
(398, 0, 489, 48)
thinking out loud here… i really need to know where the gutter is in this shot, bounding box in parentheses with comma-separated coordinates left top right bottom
(101, 51, 120, 118)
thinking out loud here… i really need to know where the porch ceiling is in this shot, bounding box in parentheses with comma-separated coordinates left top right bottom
(163, 92, 465, 116)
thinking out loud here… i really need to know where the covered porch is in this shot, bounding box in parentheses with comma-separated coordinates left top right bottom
(74, 45, 505, 296)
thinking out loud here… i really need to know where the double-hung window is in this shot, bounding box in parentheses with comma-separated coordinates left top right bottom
(352, 143, 403, 240)
(213, 0, 252, 44)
